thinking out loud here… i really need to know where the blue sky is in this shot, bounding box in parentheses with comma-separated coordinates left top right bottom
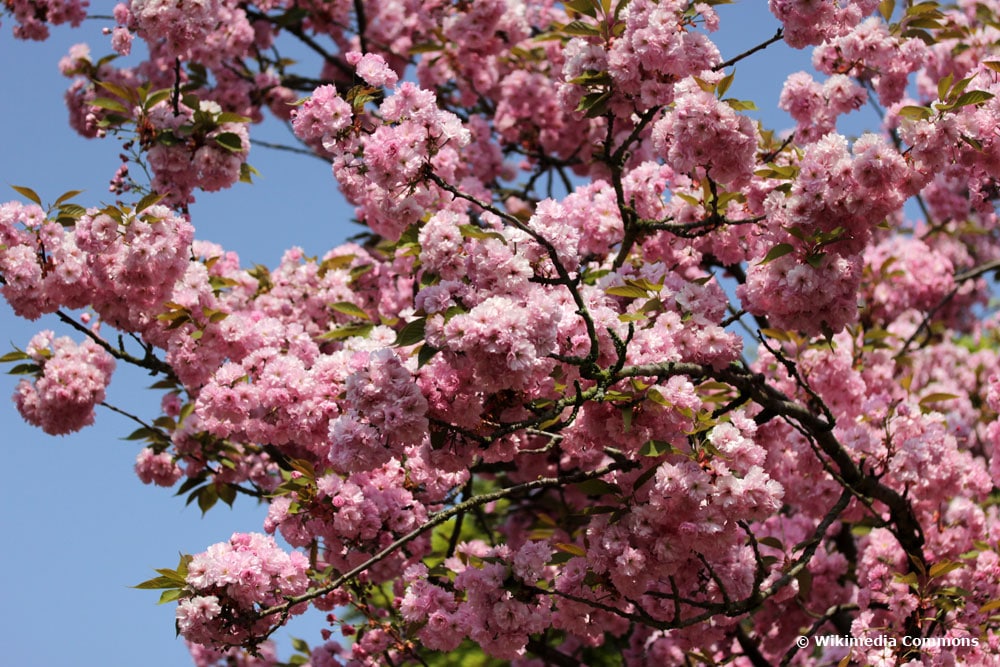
(0, 3, 822, 665)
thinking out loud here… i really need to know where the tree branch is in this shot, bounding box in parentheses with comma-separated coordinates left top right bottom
(255, 460, 637, 620)
(713, 29, 784, 72)
(55, 310, 173, 376)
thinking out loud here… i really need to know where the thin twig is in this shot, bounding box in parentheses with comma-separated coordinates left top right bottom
(713, 29, 784, 72)
(255, 460, 635, 620)
(55, 310, 172, 375)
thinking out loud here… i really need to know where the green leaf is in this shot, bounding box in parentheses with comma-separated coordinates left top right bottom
(417, 343, 439, 367)
(317, 322, 374, 340)
(319, 254, 356, 274)
(11, 185, 41, 205)
(136, 191, 166, 213)
(197, 484, 219, 514)
(157, 588, 184, 604)
(937, 73, 955, 104)
(395, 317, 427, 347)
(96, 80, 137, 104)
(7, 363, 41, 375)
(979, 599, 1000, 613)
(134, 575, 180, 590)
(215, 112, 251, 124)
(201, 307, 229, 323)
(639, 439, 675, 457)
(754, 163, 799, 180)
(273, 6, 309, 26)
(565, 0, 599, 17)
(905, 16, 942, 29)
(961, 134, 984, 151)
(57, 203, 86, 219)
(897, 105, 933, 121)
(291, 637, 311, 654)
(919, 392, 959, 407)
(723, 98, 757, 111)
(951, 90, 994, 108)
(759, 328, 791, 342)
(948, 76, 973, 102)
(717, 71, 735, 99)
(805, 252, 827, 269)
(239, 162, 260, 184)
(569, 69, 613, 87)
(605, 284, 651, 299)
(577, 90, 612, 118)
(985, 61, 1000, 74)
(758, 536, 784, 550)
(622, 405, 633, 433)
(928, 560, 963, 579)
(90, 97, 129, 114)
(693, 77, 716, 93)
(124, 427, 161, 441)
(217, 483, 237, 507)
(554, 542, 587, 557)
(214, 132, 244, 153)
(408, 41, 443, 54)
(330, 301, 371, 321)
(143, 89, 172, 110)
(879, 0, 895, 20)
(907, 1, 941, 15)
(458, 223, 507, 244)
(0, 350, 29, 363)
(759, 243, 795, 264)
(563, 19, 601, 36)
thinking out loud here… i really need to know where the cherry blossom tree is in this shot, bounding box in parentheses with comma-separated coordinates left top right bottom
(4, 0, 1000, 665)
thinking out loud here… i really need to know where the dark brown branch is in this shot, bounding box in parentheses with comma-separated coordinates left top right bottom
(353, 0, 369, 54)
(255, 460, 635, 620)
(713, 29, 784, 72)
(639, 214, 765, 238)
(425, 170, 603, 370)
(736, 624, 774, 667)
(252, 137, 330, 160)
(56, 310, 173, 375)
(617, 360, 925, 564)
(897, 257, 1000, 357)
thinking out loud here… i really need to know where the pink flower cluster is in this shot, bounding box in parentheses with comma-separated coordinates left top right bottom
(814, 17, 927, 107)
(143, 100, 251, 206)
(862, 237, 955, 323)
(293, 68, 471, 241)
(265, 459, 430, 576)
(607, 0, 721, 109)
(769, 0, 878, 49)
(426, 291, 561, 392)
(740, 132, 914, 334)
(124, 0, 254, 65)
(652, 77, 758, 186)
(135, 447, 182, 486)
(328, 349, 428, 473)
(400, 541, 553, 659)
(290, 85, 353, 156)
(1, 202, 88, 319)
(178, 533, 310, 648)
(3, 0, 87, 40)
(73, 203, 195, 330)
(779, 72, 867, 143)
(13, 331, 115, 435)
(188, 640, 279, 667)
(10, 1, 1000, 664)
